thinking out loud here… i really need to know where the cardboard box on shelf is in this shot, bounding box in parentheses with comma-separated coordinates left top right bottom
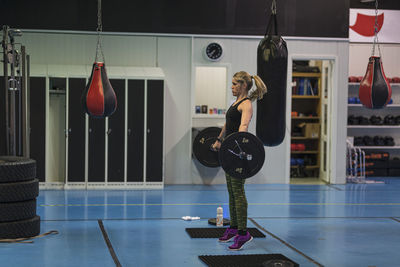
(298, 123, 320, 138)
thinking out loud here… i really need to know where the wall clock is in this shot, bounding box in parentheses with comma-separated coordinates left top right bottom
(204, 42, 223, 62)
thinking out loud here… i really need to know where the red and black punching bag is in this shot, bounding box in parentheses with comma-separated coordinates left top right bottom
(82, 62, 117, 117)
(359, 56, 391, 109)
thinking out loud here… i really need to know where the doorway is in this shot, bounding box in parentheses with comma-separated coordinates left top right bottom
(289, 58, 335, 184)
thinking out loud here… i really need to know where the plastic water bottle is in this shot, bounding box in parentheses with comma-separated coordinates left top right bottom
(216, 206, 223, 227)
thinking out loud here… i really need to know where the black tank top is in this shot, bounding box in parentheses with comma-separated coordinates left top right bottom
(225, 98, 250, 137)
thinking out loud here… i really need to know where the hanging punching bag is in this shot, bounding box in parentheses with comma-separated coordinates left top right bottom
(359, 56, 391, 109)
(82, 62, 117, 117)
(256, 8, 288, 146)
(82, 0, 117, 118)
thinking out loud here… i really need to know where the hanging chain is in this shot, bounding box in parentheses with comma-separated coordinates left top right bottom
(95, 0, 105, 62)
(371, 0, 382, 57)
(271, 0, 277, 15)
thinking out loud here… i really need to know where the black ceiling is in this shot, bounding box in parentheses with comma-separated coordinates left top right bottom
(0, 0, 351, 38)
(350, 0, 400, 9)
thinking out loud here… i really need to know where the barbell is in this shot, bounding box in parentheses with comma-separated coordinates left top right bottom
(193, 127, 265, 179)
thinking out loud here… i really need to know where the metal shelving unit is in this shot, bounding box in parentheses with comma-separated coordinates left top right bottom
(347, 82, 400, 178)
(354, 146, 400, 150)
(347, 126, 400, 129)
(291, 71, 322, 179)
(348, 104, 400, 108)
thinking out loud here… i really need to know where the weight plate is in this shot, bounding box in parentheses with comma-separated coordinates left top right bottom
(262, 259, 295, 267)
(219, 132, 265, 179)
(193, 127, 221, 167)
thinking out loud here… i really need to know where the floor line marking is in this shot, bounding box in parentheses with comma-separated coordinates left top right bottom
(39, 202, 400, 207)
(250, 216, 400, 220)
(98, 220, 122, 267)
(40, 216, 400, 222)
(249, 218, 324, 267)
(326, 185, 343, 191)
(390, 217, 400, 223)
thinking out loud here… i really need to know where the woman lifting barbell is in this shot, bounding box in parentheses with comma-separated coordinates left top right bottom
(211, 71, 266, 250)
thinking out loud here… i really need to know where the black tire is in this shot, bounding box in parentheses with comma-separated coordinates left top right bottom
(0, 156, 36, 183)
(0, 216, 40, 239)
(0, 199, 36, 222)
(0, 179, 39, 203)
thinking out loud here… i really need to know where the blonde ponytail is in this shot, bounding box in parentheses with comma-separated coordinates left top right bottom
(233, 71, 267, 101)
(249, 75, 267, 101)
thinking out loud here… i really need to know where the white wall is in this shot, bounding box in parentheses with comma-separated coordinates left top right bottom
(195, 66, 227, 110)
(157, 37, 192, 184)
(349, 43, 400, 77)
(17, 31, 349, 184)
(21, 33, 157, 66)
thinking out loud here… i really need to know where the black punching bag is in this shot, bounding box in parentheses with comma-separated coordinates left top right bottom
(256, 12, 288, 146)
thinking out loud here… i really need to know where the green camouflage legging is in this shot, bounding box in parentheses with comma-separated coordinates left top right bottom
(225, 173, 247, 231)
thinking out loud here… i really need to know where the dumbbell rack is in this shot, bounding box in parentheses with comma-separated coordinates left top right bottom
(347, 82, 400, 177)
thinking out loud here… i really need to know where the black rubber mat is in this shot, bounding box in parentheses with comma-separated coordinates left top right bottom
(185, 228, 266, 238)
(199, 254, 299, 267)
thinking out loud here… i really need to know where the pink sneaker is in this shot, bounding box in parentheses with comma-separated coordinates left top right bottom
(218, 228, 238, 242)
(228, 231, 253, 250)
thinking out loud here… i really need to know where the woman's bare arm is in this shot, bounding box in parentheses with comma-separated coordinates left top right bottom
(218, 123, 226, 139)
(211, 123, 226, 151)
(238, 100, 253, 132)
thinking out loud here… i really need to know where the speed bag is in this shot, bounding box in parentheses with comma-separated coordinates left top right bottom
(82, 62, 117, 117)
(256, 35, 288, 146)
(359, 56, 391, 109)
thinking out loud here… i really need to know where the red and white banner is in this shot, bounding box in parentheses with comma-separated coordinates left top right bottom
(349, 9, 400, 43)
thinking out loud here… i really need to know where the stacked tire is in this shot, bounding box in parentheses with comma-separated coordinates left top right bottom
(0, 156, 40, 239)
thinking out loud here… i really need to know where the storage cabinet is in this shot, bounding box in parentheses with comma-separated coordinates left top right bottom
(127, 80, 145, 182)
(26, 68, 165, 189)
(146, 80, 164, 182)
(29, 77, 46, 182)
(88, 116, 106, 182)
(67, 78, 86, 182)
(48, 78, 66, 183)
(107, 79, 125, 183)
(0, 77, 5, 156)
(290, 72, 322, 179)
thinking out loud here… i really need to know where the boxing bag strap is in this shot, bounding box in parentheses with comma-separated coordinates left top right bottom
(371, 0, 382, 57)
(95, 0, 105, 63)
(264, 0, 278, 37)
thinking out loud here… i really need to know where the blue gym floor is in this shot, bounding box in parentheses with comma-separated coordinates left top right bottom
(2, 179, 400, 267)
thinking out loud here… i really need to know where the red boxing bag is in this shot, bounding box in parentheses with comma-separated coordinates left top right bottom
(359, 56, 391, 109)
(82, 62, 117, 117)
